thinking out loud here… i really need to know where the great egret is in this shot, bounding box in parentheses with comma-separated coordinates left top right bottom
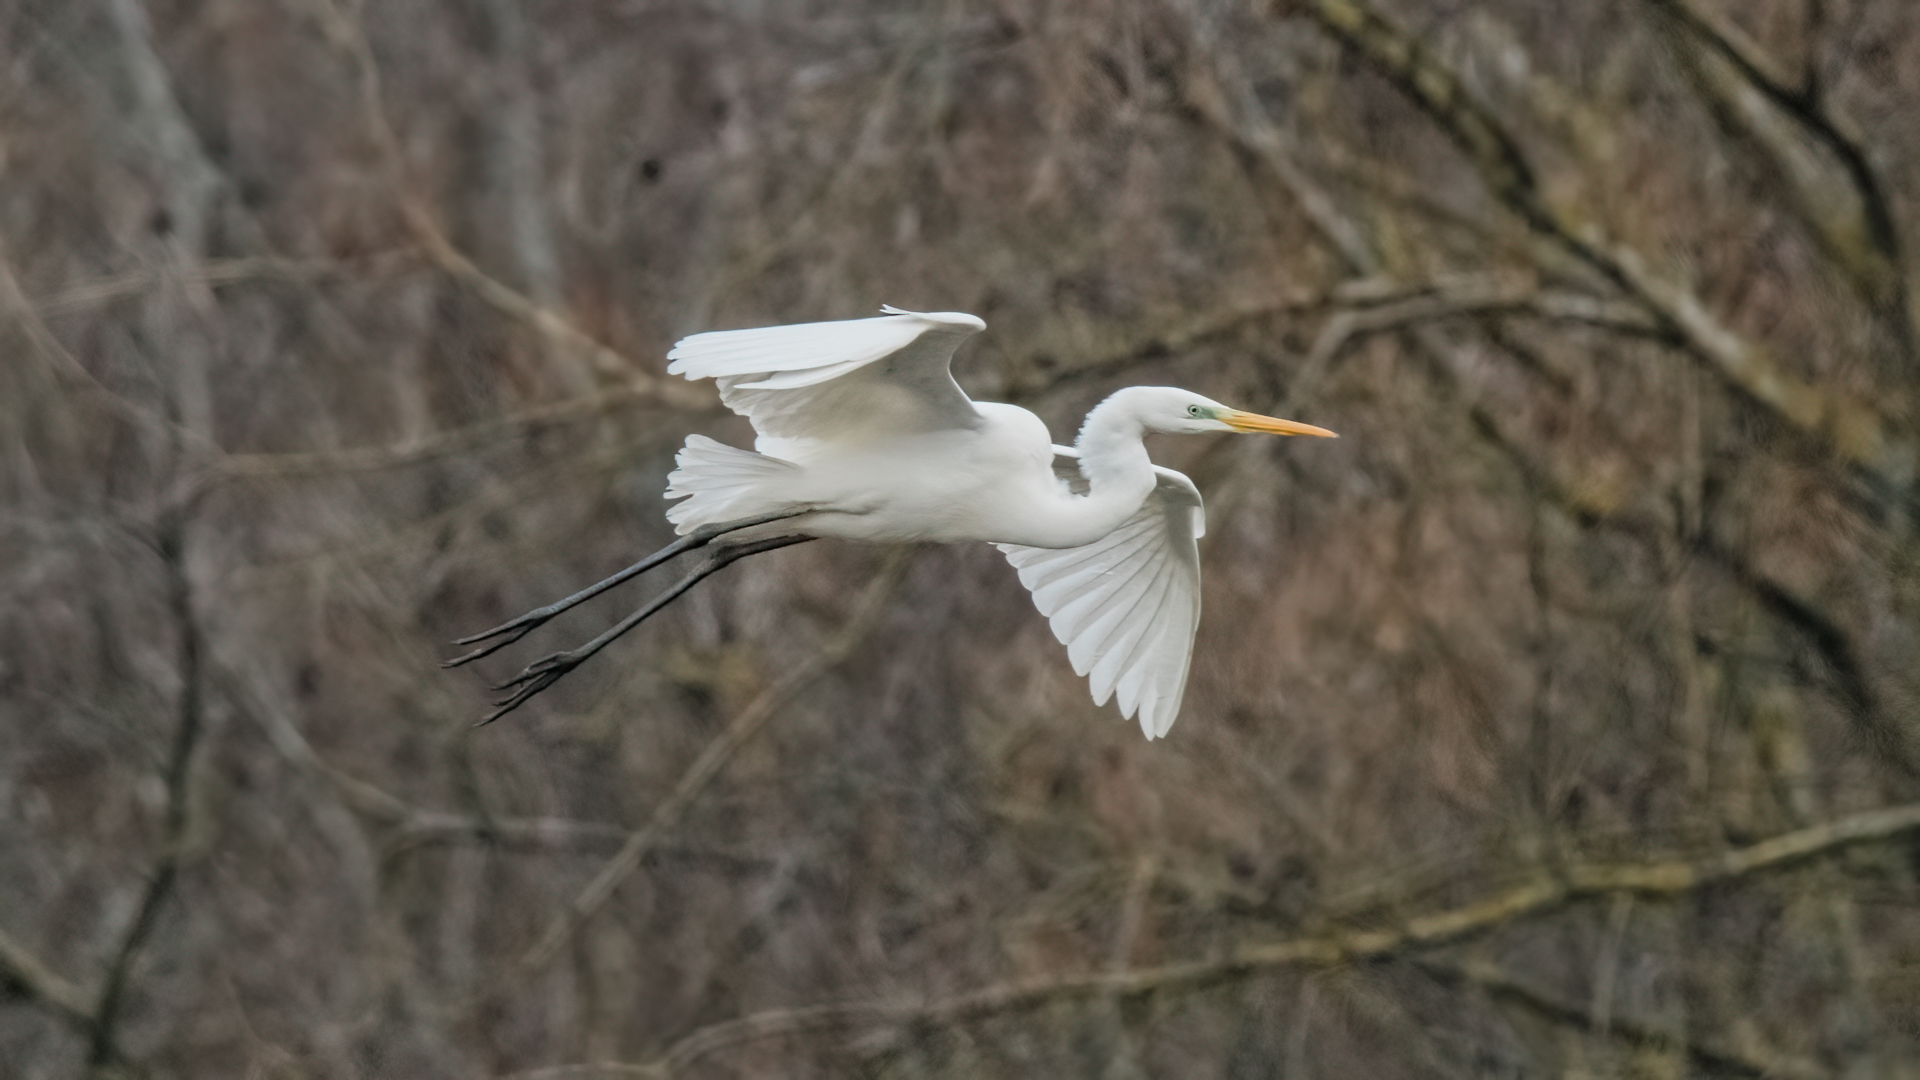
(447, 306, 1335, 737)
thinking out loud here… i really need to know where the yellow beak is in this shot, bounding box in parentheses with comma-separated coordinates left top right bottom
(1221, 410, 1338, 438)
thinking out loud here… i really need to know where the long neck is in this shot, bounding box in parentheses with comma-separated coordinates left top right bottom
(1017, 391, 1158, 548)
(1075, 391, 1156, 497)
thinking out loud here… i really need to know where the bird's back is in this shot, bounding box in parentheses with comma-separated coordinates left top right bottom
(769, 402, 1067, 545)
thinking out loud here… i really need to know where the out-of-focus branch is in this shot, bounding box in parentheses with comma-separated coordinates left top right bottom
(231, 660, 703, 859)
(1019, 273, 1648, 401)
(1466, 399, 1920, 782)
(1213, 0, 1909, 784)
(499, 1064, 661, 1080)
(1014, 292, 1325, 395)
(508, 549, 912, 976)
(0, 929, 140, 1077)
(211, 382, 693, 481)
(1720, 546, 1907, 775)
(1411, 957, 1827, 1080)
(0, 926, 97, 1034)
(0, 242, 201, 454)
(1184, 10, 1384, 275)
(480, 0, 579, 389)
(388, 814, 629, 853)
(1294, 0, 1907, 485)
(298, 0, 704, 407)
(154, 356, 714, 524)
(1294, 0, 1579, 268)
(630, 802, 1920, 1074)
(1646, 0, 1911, 358)
(32, 255, 389, 317)
(1300, 275, 1657, 386)
(81, 9, 228, 1062)
(89, 520, 208, 1070)
(1201, 9, 1903, 781)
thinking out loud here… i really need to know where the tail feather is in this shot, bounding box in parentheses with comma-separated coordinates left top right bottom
(664, 435, 800, 533)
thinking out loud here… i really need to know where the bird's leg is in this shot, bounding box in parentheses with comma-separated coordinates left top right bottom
(474, 534, 815, 725)
(443, 509, 809, 668)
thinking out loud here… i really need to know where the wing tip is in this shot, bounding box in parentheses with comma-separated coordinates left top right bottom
(879, 305, 986, 333)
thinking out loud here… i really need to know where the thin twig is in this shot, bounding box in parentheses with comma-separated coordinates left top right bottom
(1645, 0, 1910, 357)
(299, 0, 706, 408)
(1411, 957, 1827, 1080)
(0, 926, 97, 1033)
(213, 382, 693, 480)
(0, 927, 140, 1077)
(32, 255, 391, 317)
(499, 1064, 663, 1080)
(1017, 273, 1646, 401)
(1466, 403, 1920, 782)
(1014, 292, 1328, 394)
(625, 801, 1920, 1074)
(1299, 276, 1657, 389)
(229, 660, 717, 860)
(1296, 0, 1903, 484)
(508, 549, 913, 975)
(0, 241, 204, 455)
(90, 521, 205, 1068)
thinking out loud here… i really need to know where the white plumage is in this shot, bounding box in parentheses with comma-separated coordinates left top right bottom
(450, 306, 1332, 732)
(998, 454, 1203, 737)
(668, 305, 986, 450)
(660, 306, 1335, 739)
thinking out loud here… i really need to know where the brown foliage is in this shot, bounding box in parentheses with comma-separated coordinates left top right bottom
(3, 0, 1918, 1076)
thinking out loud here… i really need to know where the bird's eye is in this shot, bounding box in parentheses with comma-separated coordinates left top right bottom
(1187, 405, 1202, 416)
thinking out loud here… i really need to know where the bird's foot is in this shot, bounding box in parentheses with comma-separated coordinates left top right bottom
(476, 650, 583, 725)
(442, 611, 552, 668)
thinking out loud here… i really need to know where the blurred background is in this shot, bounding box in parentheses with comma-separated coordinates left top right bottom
(4, 0, 1919, 1076)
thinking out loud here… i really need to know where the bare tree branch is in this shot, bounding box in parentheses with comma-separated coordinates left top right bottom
(1201, 2, 1914, 796)
(1645, 0, 1911, 358)
(1299, 275, 1657, 388)
(507, 549, 913, 976)
(229, 659, 747, 866)
(297, 0, 705, 409)
(75, 10, 231, 1064)
(1410, 957, 1828, 1080)
(1016, 266, 1656, 402)
(89, 518, 207, 1070)
(0, 241, 201, 455)
(211, 382, 701, 481)
(499, 1064, 663, 1080)
(0, 926, 97, 1033)
(31, 255, 392, 317)
(0, 928, 142, 1078)
(1184, 9, 1386, 275)
(1294, 0, 1908, 486)
(619, 802, 1920, 1074)
(1464, 401, 1920, 783)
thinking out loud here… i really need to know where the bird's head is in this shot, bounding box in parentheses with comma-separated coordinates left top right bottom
(1132, 387, 1338, 439)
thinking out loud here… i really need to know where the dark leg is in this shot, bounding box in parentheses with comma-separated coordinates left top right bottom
(443, 509, 808, 668)
(473, 534, 815, 725)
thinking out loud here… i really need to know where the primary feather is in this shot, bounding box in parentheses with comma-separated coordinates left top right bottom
(998, 450, 1203, 739)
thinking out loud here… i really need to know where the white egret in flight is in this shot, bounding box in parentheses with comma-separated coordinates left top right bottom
(447, 306, 1335, 737)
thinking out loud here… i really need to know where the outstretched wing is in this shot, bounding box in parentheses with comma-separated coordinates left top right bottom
(666, 306, 986, 445)
(997, 448, 1205, 740)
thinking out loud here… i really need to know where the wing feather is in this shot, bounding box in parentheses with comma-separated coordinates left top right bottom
(667, 307, 986, 443)
(1068, 565, 1160, 681)
(1087, 561, 1175, 705)
(997, 449, 1204, 739)
(1062, 535, 1169, 671)
(1044, 528, 1163, 640)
